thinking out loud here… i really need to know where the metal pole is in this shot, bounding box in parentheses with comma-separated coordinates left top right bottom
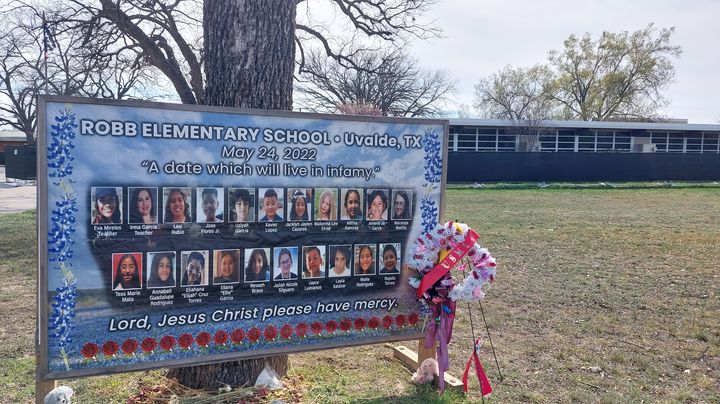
(478, 301, 503, 381)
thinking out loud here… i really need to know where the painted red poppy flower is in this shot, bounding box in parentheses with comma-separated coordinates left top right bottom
(340, 318, 352, 332)
(121, 339, 138, 355)
(102, 340, 119, 357)
(264, 326, 278, 341)
(280, 324, 293, 339)
(196, 331, 211, 347)
(408, 313, 419, 326)
(230, 328, 245, 344)
(310, 321, 323, 335)
(296, 322, 309, 337)
(140, 337, 157, 353)
(178, 333, 194, 349)
(81, 342, 99, 359)
(382, 315, 393, 329)
(368, 317, 380, 329)
(248, 327, 261, 342)
(354, 318, 366, 331)
(395, 314, 406, 327)
(214, 330, 228, 346)
(160, 335, 175, 351)
(326, 320, 338, 334)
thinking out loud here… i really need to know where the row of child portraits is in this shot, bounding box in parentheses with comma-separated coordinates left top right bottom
(111, 243, 402, 291)
(92, 186, 414, 225)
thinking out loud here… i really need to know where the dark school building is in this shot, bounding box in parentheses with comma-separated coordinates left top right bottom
(447, 118, 720, 182)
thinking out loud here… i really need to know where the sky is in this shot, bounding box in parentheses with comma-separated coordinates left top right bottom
(409, 0, 720, 123)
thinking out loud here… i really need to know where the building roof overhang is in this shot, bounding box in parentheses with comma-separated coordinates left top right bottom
(448, 118, 720, 132)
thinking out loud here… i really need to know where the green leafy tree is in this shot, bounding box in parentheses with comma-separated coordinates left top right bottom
(547, 24, 681, 120)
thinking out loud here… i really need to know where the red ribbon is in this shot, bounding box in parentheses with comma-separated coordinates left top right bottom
(416, 229, 480, 299)
(462, 338, 492, 396)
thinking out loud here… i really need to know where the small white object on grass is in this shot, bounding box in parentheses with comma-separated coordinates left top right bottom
(44, 385, 73, 404)
(255, 362, 283, 390)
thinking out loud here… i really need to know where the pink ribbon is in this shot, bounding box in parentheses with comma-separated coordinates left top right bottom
(424, 301, 456, 392)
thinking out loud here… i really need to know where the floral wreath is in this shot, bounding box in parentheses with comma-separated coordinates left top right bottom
(408, 221, 496, 305)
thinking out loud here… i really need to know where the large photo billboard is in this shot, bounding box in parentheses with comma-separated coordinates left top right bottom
(37, 96, 447, 379)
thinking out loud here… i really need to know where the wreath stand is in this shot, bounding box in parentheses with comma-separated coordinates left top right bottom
(388, 222, 503, 395)
(389, 299, 503, 394)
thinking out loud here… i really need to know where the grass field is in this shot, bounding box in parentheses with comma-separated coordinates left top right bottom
(1, 189, 718, 403)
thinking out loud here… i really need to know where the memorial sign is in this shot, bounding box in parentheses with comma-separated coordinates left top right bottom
(37, 96, 447, 379)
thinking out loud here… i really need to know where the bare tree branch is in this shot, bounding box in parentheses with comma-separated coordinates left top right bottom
(296, 49, 455, 117)
(0, 2, 161, 141)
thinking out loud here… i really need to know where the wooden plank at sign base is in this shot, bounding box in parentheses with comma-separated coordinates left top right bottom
(418, 338, 436, 363)
(35, 379, 57, 404)
(390, 344, 419, 369)
(388, 344, 464, 393)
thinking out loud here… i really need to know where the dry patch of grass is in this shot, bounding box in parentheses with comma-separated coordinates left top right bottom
(1, 189, 718, 402)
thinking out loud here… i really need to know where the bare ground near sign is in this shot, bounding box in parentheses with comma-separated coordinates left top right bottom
(1, 189, 718, 402)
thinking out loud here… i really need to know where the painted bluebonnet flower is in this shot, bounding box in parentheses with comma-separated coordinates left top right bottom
(48, 278, 78, 349)
(423, 130, 442, 184)
(420, 195, 438, 233)
(46, 106, 79, 370)
(47, 108, 77, 180)
(47, 194, 77, 262)
(419, 129, 442, 232)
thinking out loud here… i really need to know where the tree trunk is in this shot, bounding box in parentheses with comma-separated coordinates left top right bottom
(203, 0, 295, 110)
(167, 356, 289, 389)
(167, 0, 296, 389)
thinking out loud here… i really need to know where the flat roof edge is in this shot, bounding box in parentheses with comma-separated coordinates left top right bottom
(449, 118, 720, 132)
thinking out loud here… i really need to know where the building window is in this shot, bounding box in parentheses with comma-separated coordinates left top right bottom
(702, 132, 719, 152)
(614, 132, 631, 151)
(540, 132, 557, 151)
(667, 133, 684, 152)
(686, 133, 702, 152)
(557, 132, 575, 151)
(650, 132, 668, 152)
(477, 135, 496, 150)
(497, 133, 516, 151)
(451, 127, 514, 151)
(578, 131, 595, 151)
(456, 133, 477, 151)
(450, 125, 719, 153)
